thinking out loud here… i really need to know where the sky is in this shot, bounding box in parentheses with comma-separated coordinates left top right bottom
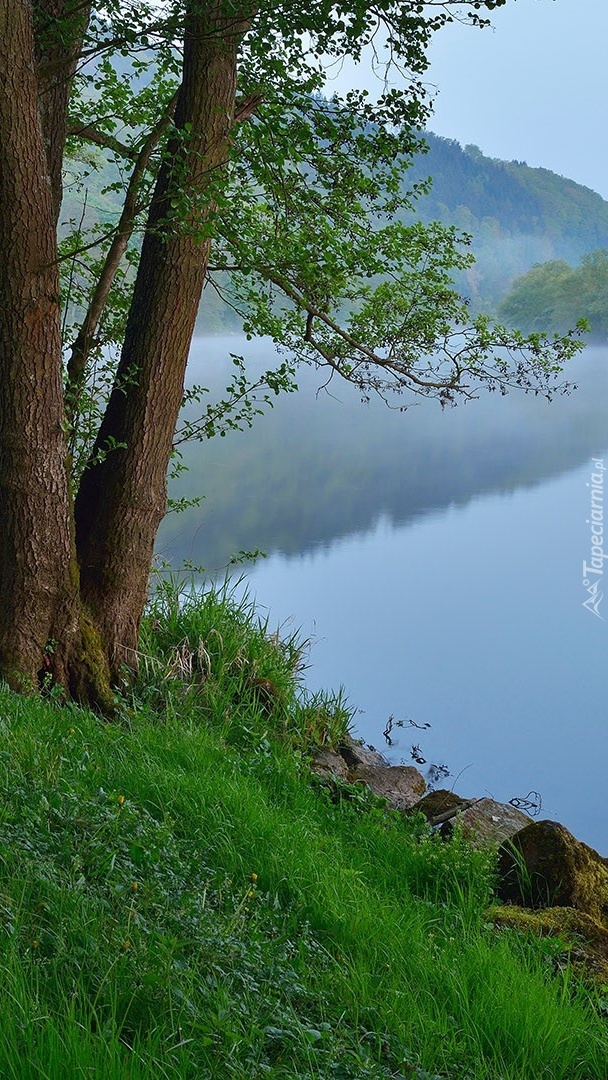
(325, 0, 608, 200)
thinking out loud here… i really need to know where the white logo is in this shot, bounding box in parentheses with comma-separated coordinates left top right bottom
(582, 577, 603, 620)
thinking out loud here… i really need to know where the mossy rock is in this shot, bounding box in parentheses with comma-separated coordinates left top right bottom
(489, 904, 608, 984)
(497, 820, 608, 927)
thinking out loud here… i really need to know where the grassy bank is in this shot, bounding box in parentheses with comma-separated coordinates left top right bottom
(0, 582, 605, 1078)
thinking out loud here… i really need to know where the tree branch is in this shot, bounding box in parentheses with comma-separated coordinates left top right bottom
(234, 92, 264, 122)
(67, 121, 137, 161)
(260, 268, 460, 394)
(66, 89, 180, 427)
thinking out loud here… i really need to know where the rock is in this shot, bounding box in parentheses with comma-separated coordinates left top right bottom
(440, 798, 530, 848)
(410, 789, 471, 825)
(309, 747, 349, 783)
(496, 820, 608, 925)
(349, 764, 426, 811)
(488, 904, 608, 984)
(338, 735, 389, 771)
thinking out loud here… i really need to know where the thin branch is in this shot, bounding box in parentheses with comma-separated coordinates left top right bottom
(174, 373, 274, 445)
(65, 89, 180, 427)
(260, 267, 456, 393)
(40, 16, 183, 77)
(57, 226, 130, 264)
(426, 800, 477, 828)
(67, 121, 137, 161)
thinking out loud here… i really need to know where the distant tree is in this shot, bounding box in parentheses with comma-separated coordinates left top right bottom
(573, 250, 608, 340)
(498, 260, 574, 333)
(0, 0, 582, 708)
(499, 250, 608, 340)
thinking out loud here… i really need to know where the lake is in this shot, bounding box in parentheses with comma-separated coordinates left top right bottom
(158, 336, 608, 853)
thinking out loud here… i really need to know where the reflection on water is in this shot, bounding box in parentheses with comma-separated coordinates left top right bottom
(158, 339, 608, 851)
(160, 339, 608, 569)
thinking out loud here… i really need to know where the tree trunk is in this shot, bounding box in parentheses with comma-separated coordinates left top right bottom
(0, 2, 74, 682)
(75, 4, 253, 679)
(0, 2, 113, 706)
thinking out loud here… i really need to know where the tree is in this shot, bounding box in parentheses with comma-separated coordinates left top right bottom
(0, 0, 582, 708)
(498, 259, 575, 333)
(499, 250, 608, 340)
(573, 250, 608, 340)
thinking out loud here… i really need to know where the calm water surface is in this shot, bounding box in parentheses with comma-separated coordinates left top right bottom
(159, 337, 608, 852)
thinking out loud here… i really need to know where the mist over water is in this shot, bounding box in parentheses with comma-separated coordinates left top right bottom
(158, 337, 608, 851)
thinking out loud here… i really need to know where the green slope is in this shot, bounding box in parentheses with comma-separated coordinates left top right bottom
(0, 584, 606, 1077)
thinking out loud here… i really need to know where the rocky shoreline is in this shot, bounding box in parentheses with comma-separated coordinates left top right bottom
(312, 736, 608, 982)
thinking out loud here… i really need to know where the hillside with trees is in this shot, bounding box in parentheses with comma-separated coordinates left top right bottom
(404, 133, 608, 311)
(498, 249, 608, 340)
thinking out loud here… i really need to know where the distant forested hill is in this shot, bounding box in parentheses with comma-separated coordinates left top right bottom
(404, 133, 608, 312)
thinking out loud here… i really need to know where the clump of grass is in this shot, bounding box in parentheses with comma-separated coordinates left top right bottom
(0, 583, 606, 1077)
(136, 575, 354, 752)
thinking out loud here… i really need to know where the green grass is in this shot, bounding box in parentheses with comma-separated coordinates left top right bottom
(0, 581, 606, 1077)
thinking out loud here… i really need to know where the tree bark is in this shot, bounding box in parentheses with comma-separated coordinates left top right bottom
(0, 1, 113, 706)
(0, 2, 74, 683)
(75, 3, 254, 678)
(34, 1, 92, 224)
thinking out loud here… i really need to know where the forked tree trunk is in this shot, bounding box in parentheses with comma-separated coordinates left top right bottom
(0, 1, 253, 704)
